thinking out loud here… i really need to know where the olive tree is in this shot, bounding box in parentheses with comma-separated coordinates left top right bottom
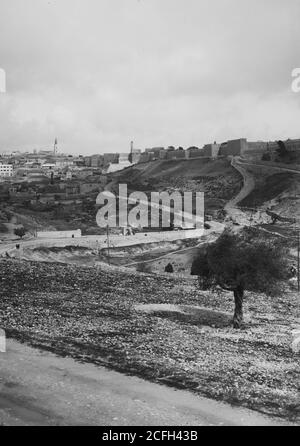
(191, 228, 289, 328)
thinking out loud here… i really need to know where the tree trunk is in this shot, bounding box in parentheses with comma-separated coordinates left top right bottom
(233, 287, 244, 329)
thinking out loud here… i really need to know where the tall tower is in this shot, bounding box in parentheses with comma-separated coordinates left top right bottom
(129, 140, 134, 163)
(54, 138, 58, 154)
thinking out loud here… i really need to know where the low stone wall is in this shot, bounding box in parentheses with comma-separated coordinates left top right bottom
(36, 229, 82, 239)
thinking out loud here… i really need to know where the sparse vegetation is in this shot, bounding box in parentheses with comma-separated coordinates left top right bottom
(107, 158, 243, 217)
(0, 259, 298, 421)
(14, 226, 26, 239)
(191, 228, 290, 328)
(164, 263, 174, 273)
(1, 153, 299, 424)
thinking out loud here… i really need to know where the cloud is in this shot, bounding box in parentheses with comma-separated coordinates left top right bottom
(0, 0, 299, 154)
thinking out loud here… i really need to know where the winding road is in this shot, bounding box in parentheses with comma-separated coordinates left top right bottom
(225, 157, 300, 223)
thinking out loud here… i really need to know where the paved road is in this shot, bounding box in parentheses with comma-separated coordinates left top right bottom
(0, 340, 290, 426)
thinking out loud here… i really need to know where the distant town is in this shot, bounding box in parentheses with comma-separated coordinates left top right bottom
(1, 136, 300, 182)
(0, 135, 299, 213)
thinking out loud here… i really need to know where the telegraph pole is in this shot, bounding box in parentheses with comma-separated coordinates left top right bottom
(106, 225, 110, 264)
(96, 239, 100, 259)
(297, 227, 300, 293)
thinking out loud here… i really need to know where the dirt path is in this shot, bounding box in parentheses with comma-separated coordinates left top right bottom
(237, 160, 300, 175)
(0, 340, 290, 426)
(225, 157, 300, 224)
(124, 222, 224, 269)
(225, 157, 256, 210)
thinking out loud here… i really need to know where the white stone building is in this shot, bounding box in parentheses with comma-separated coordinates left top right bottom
(0, 163, 13, 177)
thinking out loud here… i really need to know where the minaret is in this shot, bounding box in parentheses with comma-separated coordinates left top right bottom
(54, 138, 58, 154)
(129, 140, 134, 163)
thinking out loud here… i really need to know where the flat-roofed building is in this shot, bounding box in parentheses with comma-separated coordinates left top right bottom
(119, 152, 129, 162)
(285, 138, 300, 151)
(90, 154, 104, 168)
(218, 139, 247, 157)
(138, 153, 151, 163)
(41, 163, 56, 170)
(103, 153, 119, 165)
(131, 149, 142, 164)
(203, 143, 220, 158)
(0, 163, 13, 177)
(159, 149, 167, 159)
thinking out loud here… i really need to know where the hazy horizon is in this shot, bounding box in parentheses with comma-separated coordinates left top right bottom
(0, 0, 300, 155)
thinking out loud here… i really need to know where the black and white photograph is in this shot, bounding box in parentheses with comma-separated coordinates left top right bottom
(0, 0, 299, 432)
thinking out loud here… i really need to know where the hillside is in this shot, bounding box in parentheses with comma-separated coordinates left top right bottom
(108, 158, 243, 218)
(1, 157, 298, 237)
(0, 259, 298, 421)
(239, 172, 300, 221)
(0, 197, 106, 237)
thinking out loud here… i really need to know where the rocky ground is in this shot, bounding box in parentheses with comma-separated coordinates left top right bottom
(108, 158, 243, 217)
(0, 259, 299, 422)
(239, 172, 300, 221)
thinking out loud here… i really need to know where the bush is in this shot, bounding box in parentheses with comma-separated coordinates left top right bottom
(191, 228, 289, 328)
(165, 263, 174, 273)
(14, 227, 26, 239)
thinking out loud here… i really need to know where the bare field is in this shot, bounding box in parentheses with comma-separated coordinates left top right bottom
(0, 259, 299, 422)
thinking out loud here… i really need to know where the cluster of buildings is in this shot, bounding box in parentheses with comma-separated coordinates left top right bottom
(82, 142, 142, 172)
(83, 137, 300, 171)
(0, 143, 88, 182)
(1, 137, 300, 180)
(0, 140, 107, 207)
(135, 137, 300, 164)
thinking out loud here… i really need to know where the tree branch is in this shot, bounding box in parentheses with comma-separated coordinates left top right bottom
(217, 281, 236, 292)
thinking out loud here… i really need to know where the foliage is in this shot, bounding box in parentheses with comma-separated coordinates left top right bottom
(164, 263, 174, 273)
(261, 153, 271, 161)
(192, 227, 289, 296)
(14, 226, 26, 239)
(276, 140, 288, 157)
(191, 228, 290, 328)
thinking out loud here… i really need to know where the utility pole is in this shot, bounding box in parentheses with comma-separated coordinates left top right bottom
(297, 227, 300, 293)
(106, 225, 110, 264)
(96, 239, 100, 259)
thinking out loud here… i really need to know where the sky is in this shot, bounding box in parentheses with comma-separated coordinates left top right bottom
(0, 0, 300, 155)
